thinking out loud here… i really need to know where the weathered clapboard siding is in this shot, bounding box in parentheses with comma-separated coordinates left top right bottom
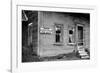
(38, 11, 90, 57)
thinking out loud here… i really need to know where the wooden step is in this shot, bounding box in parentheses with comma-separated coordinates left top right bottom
(81, 55, 89, 59)
(79, 53, 88, 56)
(78, 50, 86, 53)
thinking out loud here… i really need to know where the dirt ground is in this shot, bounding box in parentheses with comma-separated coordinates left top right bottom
(22, 51, 85, 62)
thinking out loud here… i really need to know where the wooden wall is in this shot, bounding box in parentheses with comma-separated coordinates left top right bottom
(38, 11, 90, 57)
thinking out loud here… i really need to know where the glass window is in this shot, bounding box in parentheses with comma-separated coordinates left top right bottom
(68, 27, 75, 44)
(55, 24, 63, 43)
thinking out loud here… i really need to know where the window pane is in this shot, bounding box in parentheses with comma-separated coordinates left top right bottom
(55, 24, 63, 43)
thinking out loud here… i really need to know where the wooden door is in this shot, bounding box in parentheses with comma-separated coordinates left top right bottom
(76, 24, 84, 51)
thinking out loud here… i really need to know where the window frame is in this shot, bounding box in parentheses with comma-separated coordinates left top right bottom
(68, 25, 76, 45)
(54, 23, 63, 45)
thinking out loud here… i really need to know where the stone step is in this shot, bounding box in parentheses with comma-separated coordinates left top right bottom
(78, 50, 88, 55)
(81, 55, 89, 59)
(78, 49, 84, 51)
(78, 50, 87, 53)
(77, 46, 90, 59)
(79, 53, 88, 56)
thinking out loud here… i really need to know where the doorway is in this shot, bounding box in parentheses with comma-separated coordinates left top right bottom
(76, 24, 84, 50)
(77, 25, 83, 46)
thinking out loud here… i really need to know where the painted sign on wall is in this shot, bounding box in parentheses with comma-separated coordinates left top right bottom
(40, 27, 52, 34)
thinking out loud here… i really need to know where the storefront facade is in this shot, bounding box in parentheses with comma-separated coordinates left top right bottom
(37, 11, 90, 57)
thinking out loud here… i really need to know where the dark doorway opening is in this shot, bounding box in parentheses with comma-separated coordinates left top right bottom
(78, 26, 83, 45)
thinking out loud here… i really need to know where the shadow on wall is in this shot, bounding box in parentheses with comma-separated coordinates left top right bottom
(22, 10, 38, 62)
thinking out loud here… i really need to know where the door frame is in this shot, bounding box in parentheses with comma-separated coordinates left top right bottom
(75, 24, 84, 51)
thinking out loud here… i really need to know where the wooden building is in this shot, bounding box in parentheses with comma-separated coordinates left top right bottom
(22, 11, 90, 59)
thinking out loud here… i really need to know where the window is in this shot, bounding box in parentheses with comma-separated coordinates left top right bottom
(69, 30, 73, 43)
(55, 24, 63, 43)
(68, 26, 75, 44)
